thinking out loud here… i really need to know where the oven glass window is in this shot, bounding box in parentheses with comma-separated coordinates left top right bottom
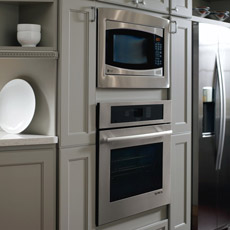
(110, 143, 163, 202)
(106, 29, 164, 71)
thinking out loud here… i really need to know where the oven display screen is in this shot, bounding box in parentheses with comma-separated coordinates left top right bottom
(111, 104, 163, 123)
(110, 143, 163, 202)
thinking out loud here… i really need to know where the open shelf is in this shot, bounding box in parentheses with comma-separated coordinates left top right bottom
(0, 1, 57, 49)
(193, 0, 230, 23)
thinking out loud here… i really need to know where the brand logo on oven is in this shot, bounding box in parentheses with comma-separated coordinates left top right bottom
(106, 68, 113, 73)
(155, 191, 163, 195)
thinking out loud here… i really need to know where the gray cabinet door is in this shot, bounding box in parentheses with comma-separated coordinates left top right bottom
(95, 0, 169, 14)
(59, 0, 96, 147)
(59, 145, 95, 230)
(169, 133, 191, 230)
(0, 146, 56, 230)
(136, 219, 168, 230)
(170, 17, 191, 134)
(170, 0, 192, 18)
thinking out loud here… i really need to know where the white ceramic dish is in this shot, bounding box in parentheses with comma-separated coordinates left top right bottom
(209, 11, 229, 21)
(0, 79, 36, 134)
(17, 31, 41, 47)
(193, 7, 210, 17)
(17, 24, 41, 32)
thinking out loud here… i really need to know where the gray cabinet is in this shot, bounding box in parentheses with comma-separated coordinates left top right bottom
(136, 219, 168, 230)
(59, 145, 95, 230)
(58, 0, 96, 147)
(170, 0, 192, 18)
(95, 0, 169, 14)
(0, 145, 56, 230)
(170, 133, 191, 230)
(170, 17, 192, 134)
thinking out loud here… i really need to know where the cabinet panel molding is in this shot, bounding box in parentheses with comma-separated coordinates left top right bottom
(171, 17, 191, 134)
(170, 133, 191, 230)
(136, 219, 168, 230)
(95, 0, 169, 14)
(170, 0, 192, 18)
(0, 147, 56, 230)
(59, 145, 95, 230)
(59, 0, 96, 147)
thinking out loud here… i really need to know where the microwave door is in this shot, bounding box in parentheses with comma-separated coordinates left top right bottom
(97, 8, 170, 89)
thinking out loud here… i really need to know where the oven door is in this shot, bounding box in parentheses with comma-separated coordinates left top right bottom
(97, 8, 169, 89)
(96, 124, 172, 226)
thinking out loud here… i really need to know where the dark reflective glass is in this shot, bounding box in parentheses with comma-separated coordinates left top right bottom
(106, 29, 164, 70)
(110, 143, 163, 202)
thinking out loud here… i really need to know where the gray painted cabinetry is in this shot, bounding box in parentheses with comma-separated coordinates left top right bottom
(0, 145, 56, 230)
(95, 0, 192, 17)
(58, 0, 192, 230)
(58, 0, 96, 148)
(95, 0, 169, 14)
(170, 17, 192, 230)
(0, 0, 58, 228)
(170, 0, 192, 18)
(171, 17, 192, 134)
(170, 134, 191, 230)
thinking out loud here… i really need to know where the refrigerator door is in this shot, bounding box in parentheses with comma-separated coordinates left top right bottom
(217, 26, 230, 229)
(192, 23, 219, 230)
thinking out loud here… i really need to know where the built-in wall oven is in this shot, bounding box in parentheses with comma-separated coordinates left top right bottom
(97, 8, 170, 89)
(96, 101, 172, 226)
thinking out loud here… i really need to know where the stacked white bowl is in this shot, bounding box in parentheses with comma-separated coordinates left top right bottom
(17, 24, 41, 47)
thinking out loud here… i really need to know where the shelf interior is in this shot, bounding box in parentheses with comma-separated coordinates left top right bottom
(193, 0, 230, 23)
(0, 1, 57, 48)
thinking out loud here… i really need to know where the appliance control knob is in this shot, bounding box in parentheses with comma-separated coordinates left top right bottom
(138, 0, 146, 5)
(171, 7, 179, 12)
(132, 0, 139, 5)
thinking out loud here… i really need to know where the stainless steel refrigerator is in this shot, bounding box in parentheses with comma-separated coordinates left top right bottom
(192, 22, 230, 230)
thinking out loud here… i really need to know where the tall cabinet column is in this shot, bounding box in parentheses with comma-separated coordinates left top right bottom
(169, 17, 192, 230)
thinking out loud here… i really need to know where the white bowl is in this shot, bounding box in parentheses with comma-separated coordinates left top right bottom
(17, 31, 41, 47)
(0, 79, 36, 134)
(17, 24, 41, 32)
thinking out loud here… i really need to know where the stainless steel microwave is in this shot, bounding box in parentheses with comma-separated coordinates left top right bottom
(97, 8, 170, 89)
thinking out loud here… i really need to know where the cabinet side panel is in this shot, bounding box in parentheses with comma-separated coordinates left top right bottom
(68, 10, 88, 134)
(59, 0, 96, 147)
(171, 18, 191, 134)
(68, 158, 88, 230)
(0, 164, 42, 230)
(170, 134, 191, 230)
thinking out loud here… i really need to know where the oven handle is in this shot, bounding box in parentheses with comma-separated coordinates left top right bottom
(104, 130, 172, 143)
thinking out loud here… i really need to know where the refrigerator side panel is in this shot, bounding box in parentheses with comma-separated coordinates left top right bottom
(192, 22, 200, 230)
(217, 26, 230, 229)
(192, 22, 219, 230)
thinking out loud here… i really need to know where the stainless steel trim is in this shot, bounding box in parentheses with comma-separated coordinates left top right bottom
(105, 64, 163, 77)
(97, 8, 170, 89)
(99, 100, 172, 129)
(98, 124, 171, 225)
(216, 51, 226, 170)
(104, 130, 172, 143)
(106, 20, 163, 37)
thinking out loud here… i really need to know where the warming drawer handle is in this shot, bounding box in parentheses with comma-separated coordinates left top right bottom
(104, 130, 172, 143)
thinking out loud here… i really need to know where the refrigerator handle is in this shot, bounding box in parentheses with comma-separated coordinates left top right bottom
(215, 52, 226, 171)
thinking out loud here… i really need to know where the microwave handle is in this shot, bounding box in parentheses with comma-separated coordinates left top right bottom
(104, 130, 172, 143)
